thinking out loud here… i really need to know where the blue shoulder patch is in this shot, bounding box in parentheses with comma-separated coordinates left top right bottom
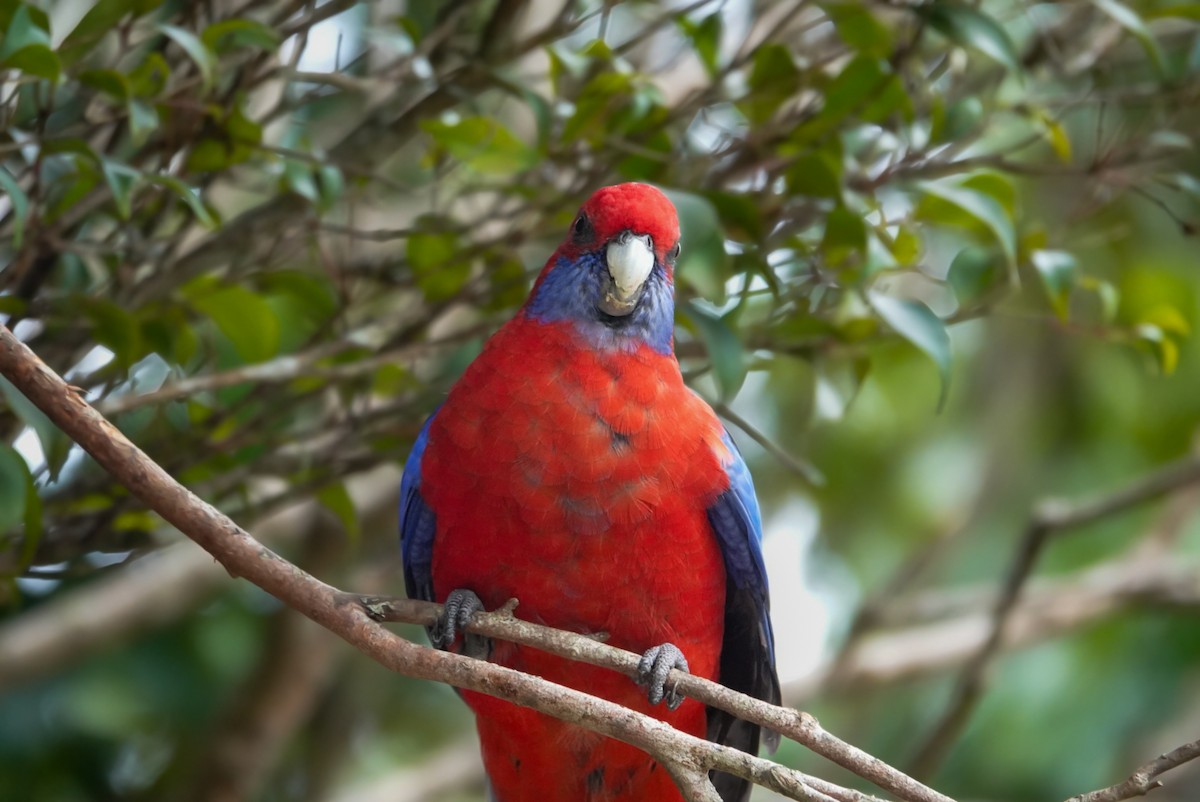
(710, 429, 769, 596)
(399, 410, 439, 602)
(706, 428, 781, 758)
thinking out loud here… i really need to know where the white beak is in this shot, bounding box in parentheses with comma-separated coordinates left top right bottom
(605, 233, 654, 301)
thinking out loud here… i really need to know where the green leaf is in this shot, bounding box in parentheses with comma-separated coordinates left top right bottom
(1141, 304, 1190, 337)
(202, 18, 281, 53)
(317, 164, 344, 211)
(1030, 250, 1078, 320)
(80, 69, 131, 100)
(128, 52, 170, 97)
(140, 303, 198, 365)
(742, 43, 800, 124)
(681, 301, 746, 402)
(1092, 0, 1166, 77)
(677, 12, 722, 76)
(46, 155, 101, 223)
(421, 116, 537, 175)
(0, 377, 71, 480)
(127, 99, 160, 146)
(100, 159, 138, 220)
(0, 5, 59, 81)
(861, 73, 913, 124)
(931, 96, 984, 144)
(962, 172, 1017, 216)
(1165, 171, 1200, 202)
(64, 0, 166, 51)
(84, 298, 142, 369)
(561, 72, 633, 143)
(1145, 130, 1193, 157)
(890, 226, 922, 266)
(668, 191, 729, 304)
(20, 475, 42, 568)
(0, 168, 29, 250)
(1079, 276, 1119, 323)
(786, 149, 843, 199)
(1032, 108, 1072, 163)
(821, 206, 867, 264)
(797, 56, 895, 141)
(225, 101, 263, 146)
(262, 271, 337, 348)
(317, 482, 360, 542)
(144, 175, 216, 227)
(0, 444, 30, 535)
(917, 181, 1016, 268)
(187, 139, 230, 173)
(1146, 4, 1200, 20)
(705, 191, 765, 241)
(283, 159, 319, 204)
(869, 292, 952, 410)
(821, 2, 893, 56)
(160, 24, 217, 91)
(920, 2, 1022, 72)
(2, 44, 60, 81)
(1136, 323, 1182, 374)
(188, 284, 281, 363)
(407, 227, 469, 302)
(260, 271, 338, 325)
(948, 245, 1003, 307)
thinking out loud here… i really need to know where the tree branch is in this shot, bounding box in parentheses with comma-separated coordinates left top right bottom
(0, 463, 403, 691)
(0, 324, 943, 802)
(910, 455, 1200, 778)
(1066, 739, 1200, 802)
(359, 595, 944, 802)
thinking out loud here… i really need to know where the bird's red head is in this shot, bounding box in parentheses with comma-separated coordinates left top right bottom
(557, 183, 681, 266)
(523, 183, 680, 354)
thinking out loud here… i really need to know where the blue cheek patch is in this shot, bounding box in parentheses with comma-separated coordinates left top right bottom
(524, 253, 674, 355)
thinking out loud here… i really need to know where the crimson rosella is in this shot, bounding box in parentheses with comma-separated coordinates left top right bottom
(399, 183, 780, 802)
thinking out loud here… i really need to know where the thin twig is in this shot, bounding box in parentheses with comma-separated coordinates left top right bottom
(360, 596, 945, 802)
(910, 456, 1200, 778)
(713, 401, 825, 486)
(1066, 738, 1200, 802)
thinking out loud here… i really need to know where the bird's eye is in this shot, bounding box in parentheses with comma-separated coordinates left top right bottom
(572, 214, 593, 243)
(667, 242, 681, 263)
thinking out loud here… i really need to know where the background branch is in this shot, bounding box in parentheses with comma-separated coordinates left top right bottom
(1067, 739, 1200, 802)
(910, 455, 1200, 777)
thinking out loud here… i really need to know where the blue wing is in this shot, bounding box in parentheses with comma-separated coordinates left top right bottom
(399, 410, 439, 603)
(706, 428, 781, 800)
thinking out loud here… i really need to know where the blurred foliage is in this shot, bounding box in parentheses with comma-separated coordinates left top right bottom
(0, 0, 1199, 800)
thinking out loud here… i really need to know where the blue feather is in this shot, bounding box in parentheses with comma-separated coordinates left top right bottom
(706, 428, 781, 757)
(399, 410, 438, 602)
(525, 252, 674, 354)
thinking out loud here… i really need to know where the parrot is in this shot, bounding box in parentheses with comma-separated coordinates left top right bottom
(399, 182, 780, 802)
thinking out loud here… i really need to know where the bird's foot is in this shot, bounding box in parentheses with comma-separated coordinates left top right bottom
(432, 588, 485, 649)
(637, 642, 689, 710)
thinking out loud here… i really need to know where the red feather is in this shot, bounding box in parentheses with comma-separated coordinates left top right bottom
(423, 317, 732, 801)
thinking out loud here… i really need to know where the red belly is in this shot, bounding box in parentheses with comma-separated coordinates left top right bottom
(436, 509, 725, 802)
(421, 321, 732, 800)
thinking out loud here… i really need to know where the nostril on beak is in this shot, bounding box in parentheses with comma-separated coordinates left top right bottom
(615, 230, 653, 250)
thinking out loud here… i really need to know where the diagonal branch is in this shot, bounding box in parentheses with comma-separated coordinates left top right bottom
(910, 455, 1200, 778)
(1066, 738, 1200, 802)
(359, 596, 945, 802)
(0, 324, 934, 802)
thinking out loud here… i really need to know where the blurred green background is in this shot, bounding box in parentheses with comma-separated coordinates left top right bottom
(1, 1, 1199, 800)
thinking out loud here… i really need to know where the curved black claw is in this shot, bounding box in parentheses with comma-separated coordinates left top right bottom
(637, 643, 689, 710)
(432, 588, 485, 649)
